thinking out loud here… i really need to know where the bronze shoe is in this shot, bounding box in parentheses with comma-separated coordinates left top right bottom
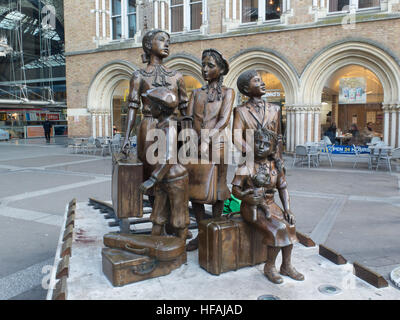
(280, 265, 305, 281)
(264, 264, 284, 284)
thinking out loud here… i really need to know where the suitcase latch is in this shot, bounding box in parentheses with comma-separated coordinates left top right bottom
(131, 260, 158, 275)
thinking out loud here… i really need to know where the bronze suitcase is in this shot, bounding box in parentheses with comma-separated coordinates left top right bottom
(185, 162, 217, 204)
(198, 215, 267, 275)
(102, 248, 187, 287)
(103, 233, 185, 262)
(111, 152, 143, 219)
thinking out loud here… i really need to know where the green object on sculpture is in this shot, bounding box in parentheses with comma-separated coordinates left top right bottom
(223, 194, 242, 214)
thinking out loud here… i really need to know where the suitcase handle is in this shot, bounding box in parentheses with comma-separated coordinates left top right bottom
(125, 244, 149, 256)
(225, 212, 240, 219)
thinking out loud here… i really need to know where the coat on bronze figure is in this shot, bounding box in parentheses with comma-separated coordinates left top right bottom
(122, 30, 188, 191)
(139, 87, 190, 241)
(185, 49, 235, 251)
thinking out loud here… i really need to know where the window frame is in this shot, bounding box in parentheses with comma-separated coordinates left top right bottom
(126, 0, 137, 39)
(169, 0, 204, 34)
(327, 0, 381, 14)
(110, 0, 137, 41)
(110, 0, 123, 40)
(189, 0, 203, 31)
(170, 0, 185, 33)
(239, 0, 283, 25)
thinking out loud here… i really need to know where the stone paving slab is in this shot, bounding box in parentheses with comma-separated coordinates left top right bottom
(0, 215, 59, 278)
(290, 196, 332, 234)
(8, 180, 111, 216)
(49, 203, 400, 300)
(285, 169, 399, 198)
(325, 200, 400, 279)
(0, 171, 95, 199)
(50, 159, 113, 175)
(0, 155, 93, 168)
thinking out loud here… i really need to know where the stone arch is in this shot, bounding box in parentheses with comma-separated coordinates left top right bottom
(87, 60, 137, 114)
(301, 40, 400, 147)
(301, 40, 400, 105)
(225, 48, 300, 106)
(164, 53, 204, 84)
(86, 60, 138, 137)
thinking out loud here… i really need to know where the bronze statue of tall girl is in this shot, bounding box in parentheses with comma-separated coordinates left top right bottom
(186, 49, 235, 251)
(122, 30, 188, 184)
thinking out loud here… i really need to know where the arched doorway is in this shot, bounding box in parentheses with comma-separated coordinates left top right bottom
(183, 75, 203, 99)
(301, 40, 400, 148)
(87, 60, 137, 138)
(321, 65, 384, 145)
(111, 80, 130, 136)
(227, 49, 299, 151)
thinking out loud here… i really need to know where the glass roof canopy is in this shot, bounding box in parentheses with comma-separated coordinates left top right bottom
(0, 0, 65, 103)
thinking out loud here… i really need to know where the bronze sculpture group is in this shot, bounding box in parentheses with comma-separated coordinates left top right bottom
(102, 29, 304, 287)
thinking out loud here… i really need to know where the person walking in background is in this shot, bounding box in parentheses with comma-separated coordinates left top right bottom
(43, 116, 52, 143)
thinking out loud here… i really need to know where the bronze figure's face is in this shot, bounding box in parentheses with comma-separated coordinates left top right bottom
(151, 32, 170, 58)
(247, 74, 267, 97)
(202, 55, 222, 82)
(254, 133, 275, 159)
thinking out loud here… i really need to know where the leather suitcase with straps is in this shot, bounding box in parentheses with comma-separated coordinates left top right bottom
(102, 233, 187, 286)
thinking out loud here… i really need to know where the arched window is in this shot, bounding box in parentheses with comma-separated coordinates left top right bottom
(321, 65, 384, 143)
(111, 0, 137, 40)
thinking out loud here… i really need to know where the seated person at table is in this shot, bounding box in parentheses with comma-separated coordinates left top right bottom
(361, 122, 381, 143)
(348, 123, 361, 145)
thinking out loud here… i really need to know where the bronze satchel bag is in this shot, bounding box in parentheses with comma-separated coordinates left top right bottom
(185, 162, 217, 204)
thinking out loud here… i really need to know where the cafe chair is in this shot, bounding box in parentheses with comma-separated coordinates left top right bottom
(110, 134, 121, 154)
(84, 137, 96, 154)
(94, 138, 110, 156)
(67, 138, 81, 154)
(317, 140, 333, 167)
(323, 136, 332, 145)
(292, 145, 319, 168)
(353, 144, 372, 170)
(370, 136, 381, 145)
(376, 147, 400, 173)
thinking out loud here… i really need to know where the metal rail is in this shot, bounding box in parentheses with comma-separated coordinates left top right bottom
(88, 197, 200, 234)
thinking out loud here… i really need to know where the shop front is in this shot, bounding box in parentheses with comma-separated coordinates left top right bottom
(0, 107, 68, 139)
(321, 65, 384, 146)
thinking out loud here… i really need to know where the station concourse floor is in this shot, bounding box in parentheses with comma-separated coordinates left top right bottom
(0, 138, 399, 299)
